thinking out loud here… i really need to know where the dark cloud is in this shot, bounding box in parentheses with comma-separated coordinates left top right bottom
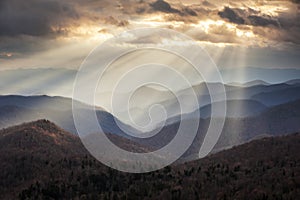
(0, 0, 79, 37)
(202, 1, 216, 8)
(279, 12, 300, 44)
(291, 0, 300, 3)
(0, 35, 49, 58)
(0, 0, 299, 61)
(104, 16, 129, 27)
(181, 7, 198, 16)
(150, 0, 180, 13)
(218, 7, 278, 27)
(248, 15, 277, 27)
(218, 7, 245, 24)
(149, 0, 198, 17)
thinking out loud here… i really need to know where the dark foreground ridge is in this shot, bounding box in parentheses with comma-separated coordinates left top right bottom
(0, 120, 299, 199)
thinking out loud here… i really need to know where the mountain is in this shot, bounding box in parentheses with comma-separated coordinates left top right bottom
(224, 83, 299, 100)
(0, 95, 138, 136)
(175, 133, 300, 200)
(0, 95, 76, 111)
(0, 120, 152, 199)
(243, 79, 270, 86)
(220, 67, 300, 83)
(1, 81, 300, 136)
(285, 79, 300, 85)
(228, 80, 270, 87)
(199, 99, 267, 118)
(251, 86, 300, 106)
(141, 99, 300, 160)
(0, 120, 298, 199)
(212, 99, 300, 152)
(0, 120, 85, 199)
(131, 82, 300, 124)
(154, 99, 268, 128)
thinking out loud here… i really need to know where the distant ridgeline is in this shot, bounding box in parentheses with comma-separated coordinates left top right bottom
(0, 80, 300, 156)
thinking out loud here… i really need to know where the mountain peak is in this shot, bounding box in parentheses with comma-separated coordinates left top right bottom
(0, 119, 79, 149)
(29, 119, 63, 133)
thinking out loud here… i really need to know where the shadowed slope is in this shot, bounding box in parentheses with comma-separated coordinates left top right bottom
(0, 121, 299, 199)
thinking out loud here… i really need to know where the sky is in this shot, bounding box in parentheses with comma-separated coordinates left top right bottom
(0, 0, 299, 131)
(0, 0, 299, 70)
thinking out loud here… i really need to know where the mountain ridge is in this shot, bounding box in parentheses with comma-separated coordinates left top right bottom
(0, 120, 299, 199)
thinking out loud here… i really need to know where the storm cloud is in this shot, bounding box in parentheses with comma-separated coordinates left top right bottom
(0, 0, 299, 70)
(218, 7, 278, 27)
(0, 0, 79, 37)
(150, 0, 180, 14)
(218, 7, 245, 25)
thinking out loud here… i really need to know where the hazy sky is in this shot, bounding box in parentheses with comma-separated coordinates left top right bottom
(0, 0, 299, 70)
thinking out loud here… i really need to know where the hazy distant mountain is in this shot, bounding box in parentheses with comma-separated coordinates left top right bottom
(155, 99, 267, 128)
(285, 79, 300, 85)
(206, 99, 300, 153)
(149, 81, 300, 126)
(251, 86, 300, 106)
(0, 95, 75, 111)
(141, 99, 300, 160)
(220, 67, 300, 83)
(224, 83, 299, 100)
(199, 99, 267, 118)
(131, 82, 300, 123)
(228, 80, 270, 87)
(245, 80, 270, 86)
(2, 67, 299, 129)
(0, 95, 137, 136)
(0, 120, 298, 199)
(1, 81, 300, 138)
